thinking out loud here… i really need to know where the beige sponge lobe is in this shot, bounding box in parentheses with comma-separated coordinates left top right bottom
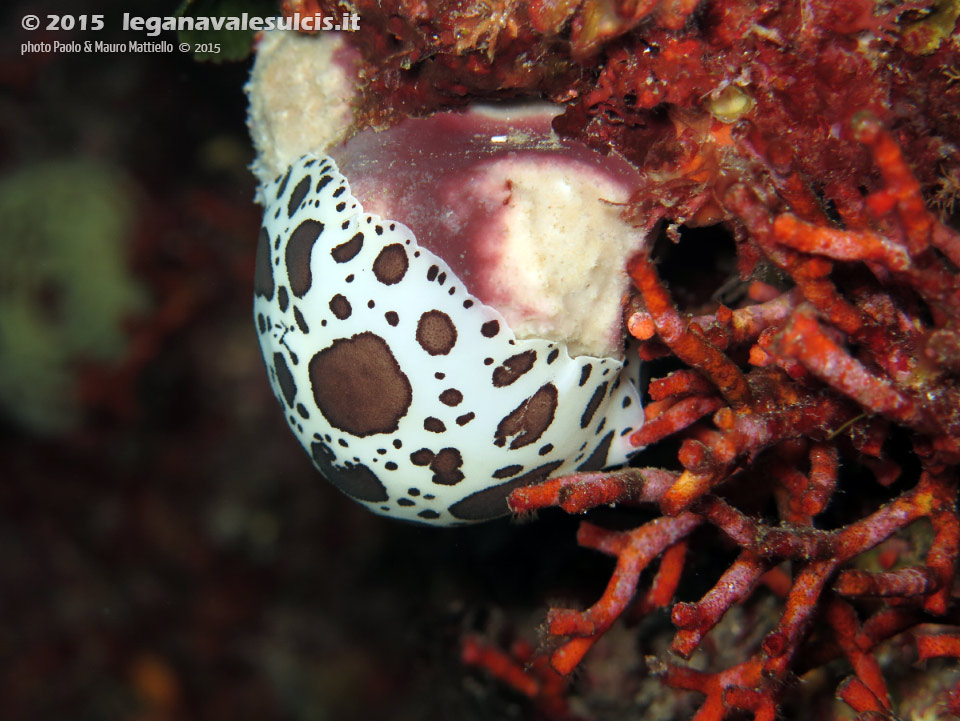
(246, 30, 360, 200)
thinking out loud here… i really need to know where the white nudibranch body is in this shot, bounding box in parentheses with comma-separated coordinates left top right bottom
(254, 154, 645, 525)
(249, 31, 650, 525)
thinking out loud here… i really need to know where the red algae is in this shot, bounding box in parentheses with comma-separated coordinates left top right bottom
(283, 0, 960, 717)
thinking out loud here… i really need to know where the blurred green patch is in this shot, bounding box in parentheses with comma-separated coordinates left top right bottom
(177, 0, 278, 62)
(0, 160, 148, 434)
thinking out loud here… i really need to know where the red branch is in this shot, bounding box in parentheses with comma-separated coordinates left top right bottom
(628, 252, 752, 409)
(671, 550, 770, 658)
(773, 308, 925, 430)
(470, 97, 960, 721)
(547, 514, 701, 674)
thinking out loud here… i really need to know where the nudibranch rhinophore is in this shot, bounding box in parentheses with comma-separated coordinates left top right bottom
(248, 30, 650, 525)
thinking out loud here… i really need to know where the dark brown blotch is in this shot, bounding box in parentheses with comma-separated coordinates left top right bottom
(329, 294, 352, 320)
(331, 232, 363, 263)
(492, 350, 537, 388)
(254, 227, 274, 299)
(372, 243, 408, 285)
(494, 383, 558, 450)
(430, 448, 464, 485)
(410, 449, 434, 466)
(416, 310, 457, 356)
(309, 332, 412, 437)
(577, 431, 614, 472)
(580, 382, 608, 429)
(424, 417, 446, 433)
(579, 364, 593, 387)
(273, 352, 297, 408)
(293, 306, 309, 333)
(449, 461, 563, 521)
(311, 441, 388, 502)
(287, 175, 311, 217)
(439, 389, 463, 406)
(407, 447, 464, 485)
(286, 219, 324, 297)
(276, 168, 292, 197)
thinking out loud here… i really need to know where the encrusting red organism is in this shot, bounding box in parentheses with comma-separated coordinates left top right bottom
(504, 117, 960, 719)
(277, 0, 960, 717)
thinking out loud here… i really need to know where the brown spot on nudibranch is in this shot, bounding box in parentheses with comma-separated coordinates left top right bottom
(293, 306, 309, 333)
(408, 447, 464, 485)
(481, 320, 499, 338)
(254, 228, 274, 299)
(416, 310, 457, 355)
(449, 460, 563, 521)
(331, 232, 363, 262)
(329, 294, 352, 320)
(273, 352, 296, 408)
(439, 389, 463, 406)
(372, 243, 408, 285)
(492, 464, 523, 479)
(577, 431, 615, 471)
(309, 332, 412, 436)
(424, 417, 446, 433)
(286, 219, 324, 297)
(410, 449, 434, 466)
(579, 364, 593, 386)
(276, 167, 292, 198)
(311, 441, 388, 502)
(494, 383, 558, 449)
(581, 382, 608, 429)
(492, 350, 537, 387)
(430, 447, 464, 485)
(288, 175, 311, 217)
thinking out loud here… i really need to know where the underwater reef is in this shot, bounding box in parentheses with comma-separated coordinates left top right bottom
(271, 0, 960, 718)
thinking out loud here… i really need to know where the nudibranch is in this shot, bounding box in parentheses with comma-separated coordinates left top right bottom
(248, 31, 650, 525)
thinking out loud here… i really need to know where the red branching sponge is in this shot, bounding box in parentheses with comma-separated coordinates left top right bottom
(496, 117, 960, 719)
(461, 636, 578, 720)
